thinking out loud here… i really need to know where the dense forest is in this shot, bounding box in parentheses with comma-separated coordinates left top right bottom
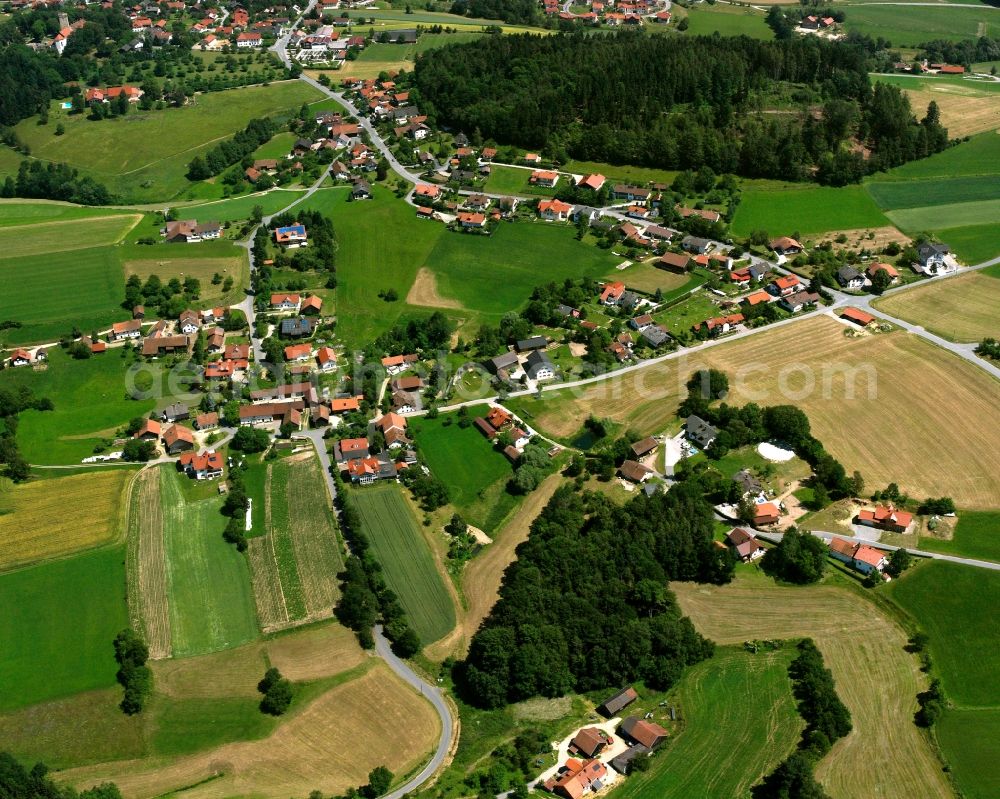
(0, 752, 120, 799)
(414, 32, 949, 183)
(458, 485, 732, 708)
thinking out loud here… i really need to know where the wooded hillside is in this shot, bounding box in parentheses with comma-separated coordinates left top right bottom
(414, 32, 949, 184)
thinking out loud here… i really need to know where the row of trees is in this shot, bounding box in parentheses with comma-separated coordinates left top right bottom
(113, 628, 152, 715)
(0, 385, 53, 482)
(753, 639, 852, 798)
(188, 117, 279, 180)
(0, 752, 122, 799)
(413, 32, 949, 183)
(458, 485, 731, 708)
(1, 159, 114, 205)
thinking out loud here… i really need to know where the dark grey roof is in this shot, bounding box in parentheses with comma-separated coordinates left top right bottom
(525, 350, 554, 377)
(610, 744, 651, 774)
(837, 265, 862, 282)
(620, 291, 641, 310)
(686, 414, 718, 446)
(280, 317, 314, 337)
(682, 235, 711, 251)
(515, 336, 548, 352)
(749, 263, 770, 279)
(733, 469, 763, 494)
(485, 351, 519, 373)
(640, 326, 670, 347)
(554, 304, 575, 317)
(918, 241, 949, 259)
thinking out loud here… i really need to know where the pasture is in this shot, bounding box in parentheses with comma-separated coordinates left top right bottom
(844, 5, 996, 45)
(61, 661, 440, 799)
(887, 197, 1000, 233)
(672, 574, 952, 799)
(178, 188, 308, 224)
(874, 269, 1000, 342)
(424, 223, 624, 317)
(934, 223, 1000, 263)
(351, 483, 456, 645)
(0, 214, 139, 259)
(160, 466, 258, 657)
(349, 32, 483, 78)
(608, 260, 694, 294)
(865, 175, 1000, 210)
(887, 561, 1000, 707)
(0, 347, 156, 465)
(684, 4, 773, 39)
(0, 468, 133, 571)
(0, 200, 136, 227)
(937, 709, 1000, 799)
(408, 411, 516, 530)
(880, 132, 1000, 180)
(616, 648, 800, 799)
(483, 165, 558, 196)
(248, 454, 343, 632)
(0, 546, 128, 711)
(508, 315, 1000, 509)
(0, 246, 126, 346)
(122, 241, 249, 308)
(561, 160, 679, 187)
(730, 183, 889, 238)
(11, 82, 323, 202)
(301, 186, 441, 348)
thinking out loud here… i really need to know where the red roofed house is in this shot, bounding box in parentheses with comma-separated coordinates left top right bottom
(194, 412, 219, 430)
(619, 716, 669, 749)
(414, 184, 440, 200)
(867, 262, 899, 282)
(576, 173, 606, 191)
(334, 437, 370, 463)
(271, 293, 301, 311)
(178, 450, 224, 480)
(742, 290, 772, 307)
(111, 319, 143, 341)
(236, 31, 262, 47)
(770, 236, 803, 256)
(840, 307, 875, 327)
(544, 759, 607, 799)
(9, 348, 33, 367)
(569, 728, 608, 759)
(316, 346, 337, 371)
(135, 418, 162, 440)
(529, 170, 559, 188)
(284, 343, 312, 362)
(693, 313, 744, 337)
(726, 527, 765, 562)
(856, 504, 913, 533)
(753, 502, 781, 526)
(829, 537, 888, 576)
(538, 199, 572, 222)
(457, 211, 486, 229)
(301, 295, 323, 315)
(377, 412, 409, 448)
(162, 424, 195, 455)
(600, 281, 626, 306)
(330, 396, 362, 413)
(770, 274, 801, 297)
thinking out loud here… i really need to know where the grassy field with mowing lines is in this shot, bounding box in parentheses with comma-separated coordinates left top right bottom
(562, 160, 679, 187)
(508, 316, 1000, 509)
(684, 4, 773, 39)
(409, 411, 515, 529)
(0, 468, 133, 571)
(9, 82, 324, 202)
(934, 223, 1000, 263)
(121, 240, 249, 308)
(160, 466, 258, 657)
(0, 347, 156, 465)
(0, 546, 128, 711)
(178, 188, 307, 224)
(0, 200, 136, 227)
(731, 183, 889, 237)
(126, 467, 172, 659)
(0, 246, 127, 345)
(875, 269, 1000, 342)
(866, 175, 1000, 210)
(351, 483, 456, 645)
(0, 214, 139, 259)
(918, 511, 1000, 562)
(608, 260, 693, 294)
(845, 5, 996, 45)
(887, 197, 1000, 232)
(616, 648, 800, 799)
(62, 661, 440, 799)
(672, 573, 952, 799)
(881, 132, 1000, 180)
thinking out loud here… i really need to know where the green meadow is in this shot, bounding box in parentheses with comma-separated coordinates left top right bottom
(887, 198, 1000, 233)
(731, 183, 889, 237)
(865, 175, 1000, 210)
(179, 188, 308, 224)
(919, 511, 1000, 562)
(617, 647, 801, 799)
(160, 467, 259, 657)
(878, 133, 1000, 180)
(684, 5, 773, 40)
(844, 5, 996, 45)
(0, 200, 135, 227)
(937, 709, 1000, 799)
(888, 561, 1000, 707)
(409, 410, 517, 530)
(8, 82, 323, 203)
(0, 347, 156, 465)
(934, 223, 1000, 264)
(350, 483, 456, 645)
(0, 546, 128, 711)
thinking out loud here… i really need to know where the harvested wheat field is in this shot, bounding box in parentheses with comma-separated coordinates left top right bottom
(875, 271, 1000, 342)
(517, 315, 1000, 508)
(62, 662, 440, 799)
(125, 467, 172, 659)
(153, 623, 364, 699)
(902, 87, 1000, 138)
(405, 267, 464, 309)
(425, 472, 564, 661)
(671, 575, 952, 799)
(0, 468, 132, 571)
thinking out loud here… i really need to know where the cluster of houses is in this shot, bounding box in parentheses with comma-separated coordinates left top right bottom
(472, 405, 535, 463)
(892, 60, 966, 76)
(193, 5, 290, 50)
(332, 412, 416, 484)
(539, 686, 671, 798)
(542, 0, 673, 27)
(481, 336, 557, 387)
(286, 23, 366, 62)
(5, 347, 47, 368)
(163, 219, 223, 243)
